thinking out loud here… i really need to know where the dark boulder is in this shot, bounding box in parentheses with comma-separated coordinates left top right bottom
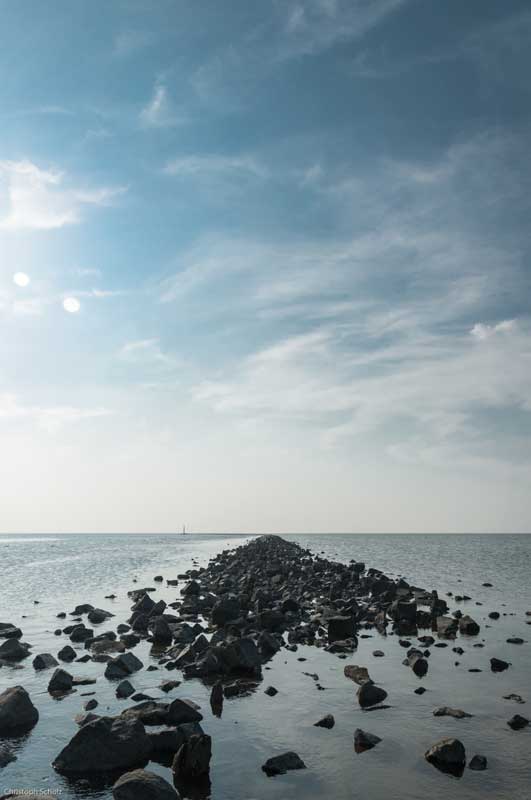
(459, 616, 480, 635)
(0, 686, 39, 734)
(112, 769, 179, 800)
(357, 683, 387, 708)
(48, 668, 73, 694)
(53, 716, 152, 775)
(314, 714, 335, 729)
(354, 728, 382, 753)
(33, 653, 59, 670)
(469, 755, 487, 770)
(0, 623, 22, 639)
(507, 714, 529, 730)
(116, 680, 136, 699)
(167, 699, 203, 725)
(172, 733, 211, 779)
(262, 751, 306, 776)
(328, 616, 356, 642)
(0, 639, 30, 661)
(425, 738, 466, 776)
(491, 657, 510, 672)
(211, 596, 240, 627)
(58, 645, 77, 662)
(105, 652, 144, 680)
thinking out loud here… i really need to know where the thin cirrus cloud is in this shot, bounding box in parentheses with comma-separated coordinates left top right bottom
(0, 392, 111, 432)
(118, 338, 178, 370)
(163, 154, 267, 179)
(0, 160, 126, 231)
(140, 82, 186, 128)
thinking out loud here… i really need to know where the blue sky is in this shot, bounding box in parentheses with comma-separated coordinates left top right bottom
(1, 0, 530, 533)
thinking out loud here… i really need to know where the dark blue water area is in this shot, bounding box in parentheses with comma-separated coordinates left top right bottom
(0, 533, 529, 800)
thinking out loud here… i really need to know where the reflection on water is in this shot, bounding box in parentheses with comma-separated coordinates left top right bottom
(0, 533, 529, 800)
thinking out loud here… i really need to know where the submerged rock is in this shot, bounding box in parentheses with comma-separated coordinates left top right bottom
(469, 755, 487, 770)
(507, 714, 529, 731)
(354, 728, 382, 753)
(433, 707, 472, 719)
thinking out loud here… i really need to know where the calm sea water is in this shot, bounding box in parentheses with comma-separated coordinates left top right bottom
(0, 533, 529, 800)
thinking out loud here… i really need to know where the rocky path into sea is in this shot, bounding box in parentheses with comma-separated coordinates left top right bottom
(0, 534, 529, 800)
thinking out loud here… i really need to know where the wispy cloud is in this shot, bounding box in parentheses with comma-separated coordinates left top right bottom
(157, 126, 531, 468)
(113, 30, 155, 58)
(163, 154, 267, 178)
(470, 319, 516, 341)
(118, 338, 178, 370)
(0, 160, 126, 231)
(0, 393, 111, 432)
(140, 82, 185, 128)
(275, 0, 407, 60)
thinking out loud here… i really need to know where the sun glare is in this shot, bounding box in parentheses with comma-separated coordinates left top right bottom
(13, 272, 30, 287)
(63, 297, 81, 313)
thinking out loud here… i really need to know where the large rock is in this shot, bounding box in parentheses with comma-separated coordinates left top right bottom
(0, 639, 30, 661)
(172, 733, 212, 779)
(48, 668, 73, 693)
(328, 616, 356, 642)
(33, 653, 59, 670)
(211, 596, 240, 627)
(167, 699, 203, 725)
(0, 686, 39, 733)
(425, 738, 466, 775)
(58, 645, 77, 662)
(53, 716, 152, 774)
(105, 652, 144, 679)
(491, 657, 510, 672)
(0, 623, 22, 639)
(262, 751, 306, 776)
(344, 665, 372, 685)
(88, 608, 114, 624)
(459, 616, 480, 635)
(357, 683, 388, 708)
(116, 680, 136, 699)
(113, 769, 179, 800)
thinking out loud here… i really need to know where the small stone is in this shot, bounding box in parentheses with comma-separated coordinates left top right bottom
(469, 755, 487, 770)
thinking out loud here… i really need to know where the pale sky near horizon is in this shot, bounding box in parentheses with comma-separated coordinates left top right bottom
(1, 1, 531, 534)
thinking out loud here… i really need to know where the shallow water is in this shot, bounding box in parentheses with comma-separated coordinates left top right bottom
(0, 533, 530, 800)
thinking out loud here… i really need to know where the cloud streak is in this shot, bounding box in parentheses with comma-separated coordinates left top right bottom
(0, 160, 126, 231)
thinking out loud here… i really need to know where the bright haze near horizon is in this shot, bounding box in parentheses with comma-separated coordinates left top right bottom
(1, 1, 530, 535)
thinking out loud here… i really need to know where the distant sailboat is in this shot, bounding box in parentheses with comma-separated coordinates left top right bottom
(182, 525, 186, 535)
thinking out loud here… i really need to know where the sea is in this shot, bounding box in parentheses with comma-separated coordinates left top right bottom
(0, 533, 530, 800)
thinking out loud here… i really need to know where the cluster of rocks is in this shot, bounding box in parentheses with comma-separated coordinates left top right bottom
(0, 534, 529, 796)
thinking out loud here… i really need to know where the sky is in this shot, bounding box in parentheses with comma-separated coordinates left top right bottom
(1, 0, 530, 534)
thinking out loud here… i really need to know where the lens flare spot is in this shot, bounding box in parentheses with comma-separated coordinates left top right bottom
(63, 297, 81, 313)
(13, 272, 30, 287)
